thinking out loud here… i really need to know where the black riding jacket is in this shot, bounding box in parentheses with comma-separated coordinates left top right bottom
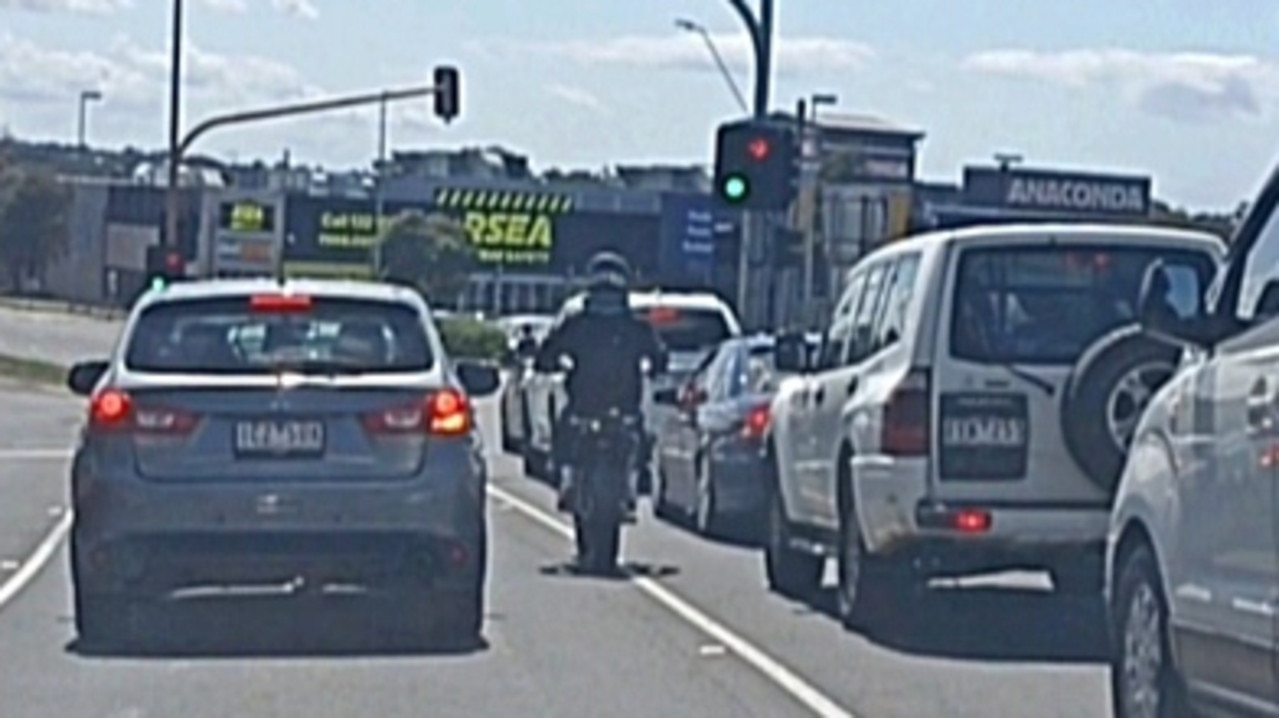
(534, 311, 667, 417)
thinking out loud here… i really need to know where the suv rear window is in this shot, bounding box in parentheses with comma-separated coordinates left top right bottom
(950, 244, 1215, 364)
(635, 306, 732, 353)
(125, 296, 434, 374)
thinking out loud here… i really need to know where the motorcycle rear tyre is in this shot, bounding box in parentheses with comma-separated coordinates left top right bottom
(574, 515, 621, 573)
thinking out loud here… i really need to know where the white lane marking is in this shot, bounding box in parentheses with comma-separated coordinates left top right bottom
(0, 508, 72, 610)
(0, 448, 74, 459)
(487, 484, 857, 718)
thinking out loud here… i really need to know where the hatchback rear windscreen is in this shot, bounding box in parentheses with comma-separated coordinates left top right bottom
(636, 306, 732, 353)
(125, 295, 434, 374)
(950, 244, 1216, 365)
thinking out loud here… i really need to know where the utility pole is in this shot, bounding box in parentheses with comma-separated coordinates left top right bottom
(725, 0, 775, 329)
(372, 92, 389, 276)
(164, 0, 184, 250)
(77, 90, 102, 149)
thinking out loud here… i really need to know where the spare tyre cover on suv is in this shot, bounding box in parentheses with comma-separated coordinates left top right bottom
(1060, 324, 1181, 492)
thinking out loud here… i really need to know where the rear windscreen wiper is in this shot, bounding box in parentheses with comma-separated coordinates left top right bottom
(994, 362, 1055, 396)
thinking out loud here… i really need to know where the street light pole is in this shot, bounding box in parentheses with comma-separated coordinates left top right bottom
(163, 84, 443, 279)
(724, 0, 775, 329)
(77, 90, 102, 148)
(674, 18, 749, 115)
(372, 92, 389, 276)
(800, 92, 836, 325)
(164, 0, 185, 250)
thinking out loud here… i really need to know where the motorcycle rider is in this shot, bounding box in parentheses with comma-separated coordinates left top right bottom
(534, 252, 667, 520)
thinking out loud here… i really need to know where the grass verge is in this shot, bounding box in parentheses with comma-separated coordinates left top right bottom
(0, 353, 67, 386)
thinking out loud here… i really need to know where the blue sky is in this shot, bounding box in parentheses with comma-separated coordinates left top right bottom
(3, 0, 1279, 209)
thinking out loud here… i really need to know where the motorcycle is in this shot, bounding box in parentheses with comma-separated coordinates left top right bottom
(565, 408, 641, 573)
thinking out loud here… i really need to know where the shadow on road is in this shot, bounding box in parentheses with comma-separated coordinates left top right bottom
(802, 583, 1109, 665)
(538, 560, 681, 582)
(64, 599, 492, 660)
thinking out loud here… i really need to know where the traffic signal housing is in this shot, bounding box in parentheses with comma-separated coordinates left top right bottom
(713, 119, 798, 211)
(145, 245, 185, 288)
(433, 65, 460, 123)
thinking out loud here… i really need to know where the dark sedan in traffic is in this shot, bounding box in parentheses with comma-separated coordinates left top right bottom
(651, 334, 814, 540)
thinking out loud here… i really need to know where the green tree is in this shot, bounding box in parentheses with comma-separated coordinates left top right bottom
(0, 164, 72, 291)
(376, 210, 476, 304)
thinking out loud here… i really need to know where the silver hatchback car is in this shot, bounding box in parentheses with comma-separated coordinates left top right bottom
(65, 278, 500, 650)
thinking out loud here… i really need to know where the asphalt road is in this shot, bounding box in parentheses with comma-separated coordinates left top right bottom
(0, 308, 1114, 718)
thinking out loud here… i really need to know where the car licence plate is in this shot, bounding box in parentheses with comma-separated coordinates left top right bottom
(233, 419, 325, 458)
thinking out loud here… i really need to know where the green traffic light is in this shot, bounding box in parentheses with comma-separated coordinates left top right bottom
(149, 276, 168, 291)
(722, 175, 749, 202)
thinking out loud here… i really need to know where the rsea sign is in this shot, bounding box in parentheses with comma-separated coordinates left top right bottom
(961, 166, 1152, 218)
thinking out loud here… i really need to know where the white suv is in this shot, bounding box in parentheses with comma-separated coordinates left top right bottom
(520, 290, 743, 480)
(763, 223, 1224, 630)
(1106, 173, 1279, 717)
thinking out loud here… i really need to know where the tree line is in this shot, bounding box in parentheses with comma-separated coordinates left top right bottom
(0, 152, 72, 293)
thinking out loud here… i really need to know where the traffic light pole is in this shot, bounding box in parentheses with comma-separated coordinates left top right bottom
(726, 0, 775, 329)
(162, 83, 442, 275)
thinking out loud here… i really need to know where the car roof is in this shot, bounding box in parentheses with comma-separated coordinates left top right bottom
(133, 278, 427, 311)
(562, 289, 733, 313)
(882, 222, 1228, 257)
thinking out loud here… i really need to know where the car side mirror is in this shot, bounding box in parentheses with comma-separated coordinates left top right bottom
(457, 361, 501, 398)
(1138, 260, 1215, 347)
(67, 360, 108, 397)
(773, 332, 808, 373)
(1255, 280, 1279, 320)
(653, 388, 679, 406)
(681, 386, 707, 408)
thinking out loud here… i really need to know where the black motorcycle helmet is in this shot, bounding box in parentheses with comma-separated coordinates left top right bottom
(586, 252, 632, 290)
(583, 252, 632, 315)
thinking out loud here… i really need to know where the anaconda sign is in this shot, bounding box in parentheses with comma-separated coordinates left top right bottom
(962, 166, 1152, 218)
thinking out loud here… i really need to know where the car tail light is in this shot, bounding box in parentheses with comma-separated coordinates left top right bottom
(88, 389, 196, 434)
(90, 389, 132, 428)
(741, 404, 770, 439)
(882, 369, 930, 456)
(362, 389, 472, 437)
(249, 293, 312, 312)
(953, 509, 992, 534)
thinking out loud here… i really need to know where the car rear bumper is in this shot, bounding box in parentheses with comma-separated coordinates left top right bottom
(851, 454, 1109, 574)
(71, 458, 486, 596)
(708, 442, 769, 516)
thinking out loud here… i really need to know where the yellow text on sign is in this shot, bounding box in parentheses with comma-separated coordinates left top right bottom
(463, 211, 553, 262)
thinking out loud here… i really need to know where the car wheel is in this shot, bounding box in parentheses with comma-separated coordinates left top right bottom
(652, 464, 677, 521)
(763, 486, 822, 600)
(1111, 545, 1189, 718)
(75, 592, 140, 650)
(836, 503, 913, 631)
(694, 455, 721, 537)
(500, 401, 518, 454)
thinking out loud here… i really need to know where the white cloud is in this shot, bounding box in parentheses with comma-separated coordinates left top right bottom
(0, 31, 433, 156)
(0, 0, 130, 14)
(963, 48, 1276, 124)
(272, 0, 316, 20)
(547, 84, 608, 114)
(196, 0, 247, 13)
(510, 32, 874, 76)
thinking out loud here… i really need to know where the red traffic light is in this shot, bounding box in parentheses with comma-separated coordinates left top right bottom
(164, 252, 183, 270)
(747, 138, 771, 161)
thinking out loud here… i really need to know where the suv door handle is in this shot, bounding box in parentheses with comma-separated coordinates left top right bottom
(813, 385, 826, 405)
(846, 377, 859, 396)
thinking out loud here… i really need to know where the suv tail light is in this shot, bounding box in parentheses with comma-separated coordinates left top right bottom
(741, 404, 770, 440)
(88, 389, 197, 435)
(882, 369, 930, 456)
(362, 388, 472, 437)
(249, 293, 312, 312)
